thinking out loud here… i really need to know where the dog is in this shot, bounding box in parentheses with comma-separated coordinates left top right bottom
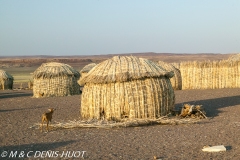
(41, 108, 55, 132)
(38, 92, 44, 97)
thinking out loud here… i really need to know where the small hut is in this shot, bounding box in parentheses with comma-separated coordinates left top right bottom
(80, 56, 175, 121)
(78, 63, 97, 86)
(0, 70, 14, 90)
(158, 61, 182, 90)
(228, 53, 240, 61)
(33, 62, 80, 98)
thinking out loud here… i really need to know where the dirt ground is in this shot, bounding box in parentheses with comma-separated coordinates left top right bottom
(1, 88, 240, 159)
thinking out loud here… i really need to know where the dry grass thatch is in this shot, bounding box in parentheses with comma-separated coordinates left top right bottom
(78, 63, 97, 86)
(80, 56, 175, 121)
(171, 62, 180, 70)
(179, 60, 240, 89)
(158, 61, 182, 90)
(80, 56, 174, 84)
(31, 116, 201, 129)
(32, 62, 80, 98)
(33, 62, 80, 79)
(228, 53, 240, 61)
(80, 63, 97, 74)
(0, 69, 14, 90)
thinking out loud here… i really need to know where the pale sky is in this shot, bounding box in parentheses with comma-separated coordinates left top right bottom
(0, 0, 240, 56)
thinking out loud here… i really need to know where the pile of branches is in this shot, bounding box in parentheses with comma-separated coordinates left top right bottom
(30, 104, 207, 130)
(30, 116, 202, 130)
(172, 104, 207, 119)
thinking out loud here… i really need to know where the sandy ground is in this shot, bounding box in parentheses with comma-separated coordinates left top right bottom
(1, 88, 240, 159)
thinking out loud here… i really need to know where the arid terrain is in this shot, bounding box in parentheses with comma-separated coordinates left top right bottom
(1, 88, 240, 159)
(1, 53, 240, 159)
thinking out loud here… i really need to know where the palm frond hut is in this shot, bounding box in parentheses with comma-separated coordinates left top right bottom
(228, 53, 240, 61)
(80, 56, 175, 121)
(158, 61, 182, 90)
(78, 63, 97, 86)
(33, 62, 80, 98)
(0, 70, 14, 90)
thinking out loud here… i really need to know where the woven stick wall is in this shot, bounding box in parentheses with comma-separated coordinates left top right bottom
(158, 61, 182, 90)
(171, 62, 180, 70)
(0, 70, 14, 90)
(80, 56, 175, 121)
(180, 60, 240, 89)
(33, 62, 80, 98)
(78, 63, 97, 86)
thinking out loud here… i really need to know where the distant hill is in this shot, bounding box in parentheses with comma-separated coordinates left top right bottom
(0, 52, 233, 68)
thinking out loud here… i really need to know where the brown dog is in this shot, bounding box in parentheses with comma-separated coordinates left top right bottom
(41, 108, 55, 132)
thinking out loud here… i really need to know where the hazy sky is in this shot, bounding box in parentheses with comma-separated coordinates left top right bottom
(0, 0, 240, 56)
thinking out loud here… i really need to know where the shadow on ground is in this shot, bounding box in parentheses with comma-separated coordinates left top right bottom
(0, 91, 32, 99)
(0, 106, 47, 113)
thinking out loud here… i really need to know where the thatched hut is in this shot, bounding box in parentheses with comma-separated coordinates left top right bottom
(80, 56, 175, 121)
(78, 63, 97, 86)
(228, 53, 240, 61)
(0, 70, 14, 90)
(158, 61, 182, 90)
(33, 62, 80, 98)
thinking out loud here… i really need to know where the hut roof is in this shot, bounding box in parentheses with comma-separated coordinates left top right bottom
(0, 70, 13, 80)
(33, 62, 80, 79)
(158, 61, 178, 72)
(228, 53, 240, 61)
(80, 56, 174, 84)
(80, 63, 97, 74)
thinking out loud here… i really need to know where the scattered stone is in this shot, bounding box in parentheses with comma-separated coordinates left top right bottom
(202, 145, 226, 152)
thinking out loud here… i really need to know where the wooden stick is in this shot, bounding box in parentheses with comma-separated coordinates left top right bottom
(196, 109, 207, 119)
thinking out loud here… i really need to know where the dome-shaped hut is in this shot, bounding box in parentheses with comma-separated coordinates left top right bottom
(0, 70, 14, 90)
(228, 53, 240, 61)
(158, 61, 182, 90)
(78, 63, 97, 86)
(80, 56, 175, 121)
(33, 62, 80, 98)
